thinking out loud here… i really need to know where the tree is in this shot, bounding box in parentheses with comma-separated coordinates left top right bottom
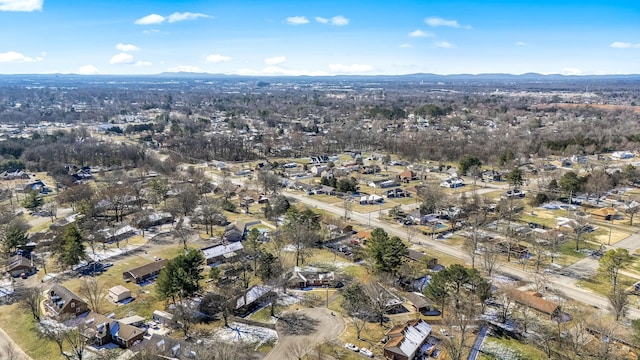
(569, 215, 590, 251)
(21, 190, 44, 212)
(599, 248, 633, 291)
(171, 301, 200, 339)
(17, 285, 42, 321)
(1, 217, 29, 256)
(79, 277, 105, 313)
(459, 156, 482, 176)
(257, 252, 282, 283)
(586, 170, 612, 205)
(364, 283, 394, 326)
(38, 319, 88, 360)
(56, 184, 94, 211)
(622, 201, 640, 226)
(506, 167, 524, 188)
(245, 228, 262, 274)
(60, 225, 85, 268)
(559, 171, 584, 202)
(282, 208, 321, 266)
(366, 228, 408, 274)
(417, 184, 445, 215)
(156, 248, 204, 303)
(480, 243, 501, 276)
(341, 283, 371, 340)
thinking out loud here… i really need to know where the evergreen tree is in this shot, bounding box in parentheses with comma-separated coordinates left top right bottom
(366, 228, 408, 274)
(61, 225, 85, 267)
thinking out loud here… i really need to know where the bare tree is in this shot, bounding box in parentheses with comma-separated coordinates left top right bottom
(569, 214, 591, 251)
(364, 283, 393, 326)
(38, 319, 87, 360)
(440, 295, 477, 360)
(79, 276, 105, 313)
(171, 301, 200, 339)
(607, 288, 629, 321)
(287, 342, 311, 360)
(17, 285, 42, 321)
(480, 243, 501, 277)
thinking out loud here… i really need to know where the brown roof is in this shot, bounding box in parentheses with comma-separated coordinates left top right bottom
(6, 255, 33, 271)
(84, 311, 145, 342)
(510, 290, 559, 315)
(399, 170, 414, 179)
(123, 259, 168, 279)
(354, 229, 372, 240)
(590, 207, 616, 217)
(404, 292, 433, 309)
(50, 284, 86, 305)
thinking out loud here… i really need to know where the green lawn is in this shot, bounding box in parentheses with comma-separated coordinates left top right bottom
(577, 271, 636, 297)
(0, 304, 64, 360)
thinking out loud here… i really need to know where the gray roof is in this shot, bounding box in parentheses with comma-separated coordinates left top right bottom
(201, 242, 243, 260)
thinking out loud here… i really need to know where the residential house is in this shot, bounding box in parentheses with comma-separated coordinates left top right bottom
(16, 179, 49, 193)
(6, 255, 36, 277)
(383, 319, 433, 360)
(590, 207, 616, 221)
(234, 285, 274, 316)
(108, 285, 132, 303)
(137, 212, 173, 228)
(286, 266, 336, 288)
(359, 194, 384, 205)
(612, 151, 634, 160)
(152, 310, 174, 325)
(82, 311, 145, 348)
(310, 165, 327, 177)
(404, 292, 436, 314)
(99, 225, 138, 244)
(45, 284, 89, 319)
(404, 250, 438, 269)
(440, 177, 464, 188)
(1, 170, 30, 180)
(122, 259, 168, 284)
(481, 170, 502, 182)
(385, 188, 410, 198)
(509, 290, 562, 319)
(369, 180, 400, 189)
(201, 242, 244, 265)
(398, 170, 416, 183)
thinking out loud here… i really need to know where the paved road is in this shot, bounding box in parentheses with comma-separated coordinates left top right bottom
(284, 191, 640, 318)
(265, 308, 345, 360)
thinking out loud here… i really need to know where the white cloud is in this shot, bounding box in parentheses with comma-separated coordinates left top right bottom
(516, 41, 527, 46)
(0, 0, 42, 12)
(116, 43, 139, 52)
(434, 41, 455, 48)
(264, 56, 286, 65)
(109, 53, 134, 65)
(167, 12, 210, 23)
(408, 29, 434, 38)
(400, 43, 412, 48)
(328, 63, 373, 73)
(425, 17, 470, 29)
(168, 65, 204, 73)
(0, 51, 37, 62)
(135, 14, 165, 25)
(561, 68, 582, 76)
(206, 54, 232, 63)
(315, 16, 328, 24)
(77, 65, 100, 75)
(134, 61, 152, 67)
(610, 41, 640, 48)
(331, 15, 349, 26)
(286, 16, 309, 25)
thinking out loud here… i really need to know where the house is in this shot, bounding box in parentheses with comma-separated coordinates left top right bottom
(108, 285, 132, 303)
(201, 242, 244, 265)
(45, 284, 88, 319)
(509, 290, 562, 319)
(398, 170, 416, 183)
(359, 194, 384, 205)
(100, 225, 138, 244)
(440, 177, 464, 188)
(369, 180, 400, 189)
(590, 207, 616, 221)
(404, 250, 438, 269)
(137, 212, 173, 228)
(286, 266, 336, 288)
(612, 151, 634, 160)
(1, 170, 30, 180)
(82, 311, 145, 348)
(385, 188, 410, 198)
(502, 189, 526, 199)
(383, 319, 433, 360)
(404, 292, 436, 314)
(16, 179, 49, 193)
(122, 259, 168, 284)
(152, 310, 174, 325)
(234, 285, 274, 316)
(310, 165, 326, 176)
(481, 170, 502, 182)
(6, 255, 36, 277)
(132, 334, 199, 359)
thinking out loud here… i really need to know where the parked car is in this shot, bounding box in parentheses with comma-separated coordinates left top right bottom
(345, 343, 359, 352)
(359, 348, 374, 358)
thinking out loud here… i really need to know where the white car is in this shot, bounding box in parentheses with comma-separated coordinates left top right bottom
(359, 348, 374, 358)
(345, 343, 359, 352)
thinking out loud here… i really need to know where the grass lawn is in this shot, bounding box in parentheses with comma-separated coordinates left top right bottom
(519, 213, 558, 229)
(480, 335, 548, 360)
(0, 304, 64, 360)
(577, 271, 636, 297)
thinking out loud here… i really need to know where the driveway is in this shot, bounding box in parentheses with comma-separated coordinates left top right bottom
(265, 308, 345, 360)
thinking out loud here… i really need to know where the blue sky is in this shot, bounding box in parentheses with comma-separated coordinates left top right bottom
(0, 0, 639, 75)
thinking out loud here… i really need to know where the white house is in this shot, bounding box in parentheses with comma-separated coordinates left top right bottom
(109, 285, 132, 303)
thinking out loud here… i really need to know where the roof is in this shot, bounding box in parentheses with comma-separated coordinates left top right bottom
(119, 315, 145, 325)
(404, 292, 433, 309)
(109, 285, 131, 296)
(384, 319, 432, 359)
(84, 311, 145, 342)
(201, 242, 244, 260)
(510, 290, 559, 315)
(354, 229, 372, 239)
(123, 259, 168, 279)
(399, 169, 414, 178)
(590, 207, 616, 217)
(50, 284, 86, 305)
(236, 285, 272, 309)
(6, 255, 33, 271)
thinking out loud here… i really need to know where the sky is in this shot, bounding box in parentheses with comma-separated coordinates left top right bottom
(0, 0, 639, 75)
